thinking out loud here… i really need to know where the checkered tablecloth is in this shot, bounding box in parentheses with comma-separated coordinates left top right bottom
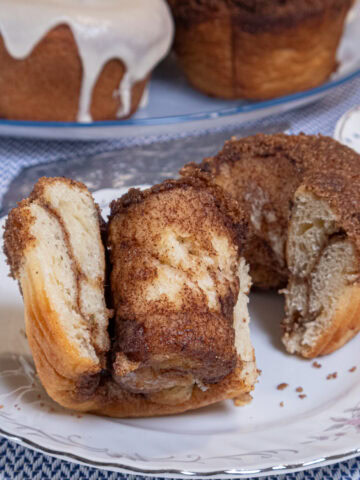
(1, 76, 360, 479)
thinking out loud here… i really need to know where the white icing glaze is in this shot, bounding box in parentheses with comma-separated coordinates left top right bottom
(0, 0, 174, 122)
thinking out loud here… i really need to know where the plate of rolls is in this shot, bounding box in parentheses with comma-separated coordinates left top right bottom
(0, 0, 359, 139)
(0, 133, 359, 477)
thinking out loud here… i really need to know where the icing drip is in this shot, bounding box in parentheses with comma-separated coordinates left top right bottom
(0, 0, 174, 122)
(116, 72, 132, 118)
(139, 84, 150, 110)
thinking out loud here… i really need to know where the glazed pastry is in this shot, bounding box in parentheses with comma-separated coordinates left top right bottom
(182, 134, 360, 358)
(4, 176, 258, 415)
(168, 0, 352, 100)
(0, 0, 173, 122)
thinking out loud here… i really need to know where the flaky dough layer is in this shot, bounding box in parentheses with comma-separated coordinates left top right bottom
(4, 176, 258, 416)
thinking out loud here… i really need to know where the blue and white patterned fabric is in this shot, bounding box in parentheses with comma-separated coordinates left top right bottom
(1, 75, 360, 206)
(1, 77, 360, 479)
(0, 439, 360, 479)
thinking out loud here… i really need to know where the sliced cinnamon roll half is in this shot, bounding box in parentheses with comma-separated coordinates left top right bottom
(4, 176, 258, 415)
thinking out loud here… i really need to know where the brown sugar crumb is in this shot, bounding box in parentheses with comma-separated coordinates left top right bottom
(277, 383, 289, 391)
(312, 361, 322, 369)
(37, 394, 41, 399)
(76, 414, 83, 419)
(296, 387, 303, 393)
(0, 405, 3, 409)
(349, 366, 357, 373)
(234, 393, 253, 406)
(326, 372, 338, 380)
(279, 401, 284, 407)
(40, 402, 45, 407)
(49, 407, 55, 413)
(298, 394, 307, 399)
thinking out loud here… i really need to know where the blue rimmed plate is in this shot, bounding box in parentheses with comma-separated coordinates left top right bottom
(0, 2, 359, 141)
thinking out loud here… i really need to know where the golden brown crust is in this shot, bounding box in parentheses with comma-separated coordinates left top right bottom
(22, 261, 102, 405)
(169, 0, 351, 99)
(90, 361, 254, 417)
(33, 354, 254, 417)
(0, 25, 148, 122)
(24, 276, 255, 415)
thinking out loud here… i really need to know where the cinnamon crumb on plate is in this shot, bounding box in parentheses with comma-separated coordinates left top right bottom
(298, 394, 307, 399)
(326, 372, 338, 380)
(280, 402, 284, 407)
(277, 383, 288, 391)
(296, 387, 303, 393)
(312, 361, 322, 369)
(233, 393, 253, 406)
(349, 366, 357, 373)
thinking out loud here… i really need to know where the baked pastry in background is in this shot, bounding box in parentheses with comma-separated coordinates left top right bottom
(182, 133, 360, 358)
(0, 0, 174, 122)
(4, 176, 258, 415)
(168, 0, 353, 100)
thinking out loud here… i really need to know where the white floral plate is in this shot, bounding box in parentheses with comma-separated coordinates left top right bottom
(0, 187, 359, 478)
